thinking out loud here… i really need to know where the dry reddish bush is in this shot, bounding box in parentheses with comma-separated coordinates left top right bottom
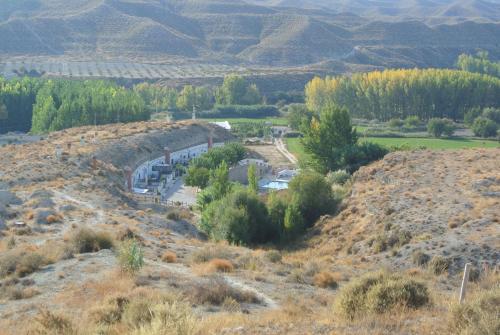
(162, 251, 177, 263)
(46, 214, 63, 224)
(209, 259, 234, 273)
(313, 271, 340, 289)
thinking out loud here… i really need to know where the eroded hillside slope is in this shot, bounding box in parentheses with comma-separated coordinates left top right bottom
(298, 149, 499, 276)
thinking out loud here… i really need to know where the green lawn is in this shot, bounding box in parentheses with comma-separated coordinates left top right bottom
(285, 136, 499, 159)
(200, 117, 289, 126)
(285, 138, 309, 161)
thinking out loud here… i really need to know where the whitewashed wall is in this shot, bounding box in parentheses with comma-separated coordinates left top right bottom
(132, 142, 225, 188)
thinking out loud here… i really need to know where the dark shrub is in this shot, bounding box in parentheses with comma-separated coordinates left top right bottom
(472, 117, 498, 138)
(389, 118, 404, 128)
(289, 171, 336, 226)
(200, 188, 276, 245)
(427, 118, 456, 137)
(404, 116, 420, 128)
(482, 107, 500, 124)
(341, 142, 388, 173)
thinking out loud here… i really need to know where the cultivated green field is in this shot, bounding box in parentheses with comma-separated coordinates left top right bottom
(361, 137, 500, 149)
(285, 136, 500, 160)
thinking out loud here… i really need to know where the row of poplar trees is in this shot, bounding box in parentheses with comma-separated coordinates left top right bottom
(305, 68, 500, 121)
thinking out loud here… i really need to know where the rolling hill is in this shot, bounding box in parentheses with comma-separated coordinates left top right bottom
(0, 0, 499, 76)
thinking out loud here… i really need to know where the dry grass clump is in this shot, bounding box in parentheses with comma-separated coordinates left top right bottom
(335, 271, 430, 320)
(33, 310, 76, 335)
(38, 240, 74, 263)
(166, 209, 191, 221)
(449, 286, 499, 335)
(411, 250, 430, 267)
(189, 276, 260, 306)
(190, 245, 233, 264)
(70, 228, 114, 253)
(428, 256, 451, 275)
(130, 300, 198, 335)
(287, 261, 323, 284)
(161, 251, 177, 263)
(221, 297, 241, 313)
(90, 288, 190, 333)
(236, 251, 264, 271)
(116, 227, 142, 242)
(208, 259, 234, 273)
(313, 271, 340, 289)
(0, 250, 49, 278)
(0, 279, 40, 301)
(264, 250, 282, 263)
(371, 229, 412, 253)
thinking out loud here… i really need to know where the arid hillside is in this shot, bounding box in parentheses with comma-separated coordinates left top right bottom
(0, 122, 498, 334)
(0, 0, 499, 74)
(298, 149, 499, 276)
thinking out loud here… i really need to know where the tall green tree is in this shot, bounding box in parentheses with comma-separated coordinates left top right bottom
(216, 75, 261, 105)
(209, 161, 231, 201)
(301, 104, 357, 172)
(305, 69, 500, 122)
(457, 52, 500, 78)
(288, 171, 335, 226)
(247, 164, 259, 194)
(0, 103, 7, 120)
(176, 85, 197, 112)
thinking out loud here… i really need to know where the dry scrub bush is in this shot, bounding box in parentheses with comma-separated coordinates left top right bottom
(190, 245, 233, 264)
(449, 286, 499, 335)
(46, 214, 63, 224)
(1, 285, 39, 300)
(70, 229, 113, 253)
(91, 289, 184, 329)
(90, 289, 197, 334)
(221, 297, 241, 313)
(236, 252, 264, 271)
(130, 301, 198, 335)
(209, 259, 234, 273)
(313, 271, 339, 289)
(0, 250, 48, 278)
(166, 209, 191, 221)
(372, 230, 412, 253)
(264, 250, 282, 263)
(428, 256, 451, 275)
(411, 250, 430, 267)
(33, 310, 76, 335)
(116, 227, 141, 242)
(189, 276, 260, 306)
(161, 251, 177, 263)
(336, 271, 430, 320)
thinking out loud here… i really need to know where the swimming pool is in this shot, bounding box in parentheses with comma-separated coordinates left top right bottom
(261, 181, 289, 190)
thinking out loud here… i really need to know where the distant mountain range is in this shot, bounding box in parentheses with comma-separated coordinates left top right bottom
(0, 0, 499, 73)
(249, 0, 500, 21)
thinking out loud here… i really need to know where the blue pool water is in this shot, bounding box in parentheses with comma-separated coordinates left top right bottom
(262, 181, 289, 190)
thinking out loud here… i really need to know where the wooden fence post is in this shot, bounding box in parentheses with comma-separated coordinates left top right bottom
(459, 263, 472, 304)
